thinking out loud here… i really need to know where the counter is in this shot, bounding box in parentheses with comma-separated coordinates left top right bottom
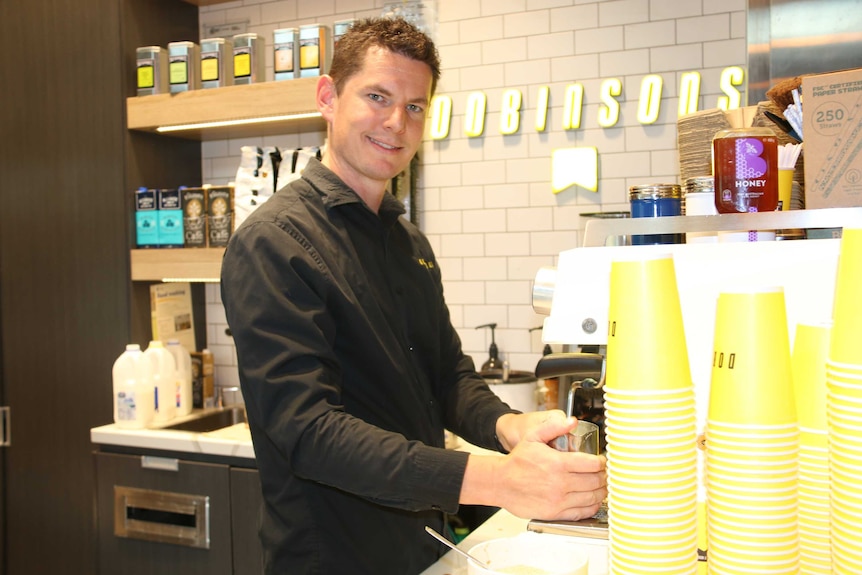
(92, 419, 609, 573)
(89, 417, 496, 464)
(419, 509, 609, 575)
(90, 408, 255, 460)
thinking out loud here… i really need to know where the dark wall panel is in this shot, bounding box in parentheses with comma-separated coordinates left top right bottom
(0, 1, 200, 573)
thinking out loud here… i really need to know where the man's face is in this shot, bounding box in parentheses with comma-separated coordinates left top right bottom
(320, 46, 432, 199)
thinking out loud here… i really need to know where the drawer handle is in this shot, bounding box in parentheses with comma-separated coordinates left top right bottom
(0, 407, 9, 447)
(114, 486, 210, 549)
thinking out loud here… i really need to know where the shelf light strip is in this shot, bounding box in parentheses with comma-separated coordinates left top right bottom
(161, 277, 221, 283)
(156, 112, 323, 133)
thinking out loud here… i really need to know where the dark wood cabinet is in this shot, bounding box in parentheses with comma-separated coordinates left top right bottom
(230, 468, 265, 575)
(0, 1, 199, 573)
(95, 452, 263, 574)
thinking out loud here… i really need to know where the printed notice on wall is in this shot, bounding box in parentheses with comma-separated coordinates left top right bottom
(150, 282, 196, 351)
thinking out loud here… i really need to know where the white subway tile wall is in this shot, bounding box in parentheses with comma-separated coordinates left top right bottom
(201, 0, 747, 390)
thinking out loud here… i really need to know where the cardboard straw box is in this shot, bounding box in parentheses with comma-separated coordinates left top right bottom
(801, 68, 862, 209)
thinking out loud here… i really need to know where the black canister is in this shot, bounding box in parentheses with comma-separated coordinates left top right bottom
(628, 184, 683, 245)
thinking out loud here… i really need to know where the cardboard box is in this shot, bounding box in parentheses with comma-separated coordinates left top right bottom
(134, 188, 159, 248)
(190, 350, 215, 409)
(206, 184, 233, 247)
(180, 186, 207, 248)
(802, 68, 862, 209)
(157, 188, 184, 248)
(150, 282, 196, 352)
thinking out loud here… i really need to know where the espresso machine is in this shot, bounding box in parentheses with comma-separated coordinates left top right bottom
(526, 208, 862, 541)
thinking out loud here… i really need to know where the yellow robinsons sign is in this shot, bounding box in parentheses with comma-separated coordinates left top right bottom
(427, 67, 746, 193)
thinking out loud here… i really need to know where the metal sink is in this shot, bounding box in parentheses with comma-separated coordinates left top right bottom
(161, 407, 247, 433)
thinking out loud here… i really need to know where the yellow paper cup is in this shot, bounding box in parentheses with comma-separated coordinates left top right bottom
(827, 376, 862, 400)
(710, 563, 799, 575)
(707, 447, 797, 468)
(709, 516, 798, 539)
(830, 228, 862, 364)
(607, 436, 697, 452)
(708, 531, 797, 556)
(709, 287, 796, 425)
(609, 519, 697, 543)
(826, 358, 862, 374)
(609, 553, 697, 575)
(610, 546, 698, 566)
(792, 322, 831, 430)
(610, 462, 697, 480)
(706, 419, 796, 433)
(801, 428, 829, 448)
(605, 412, 696, 429)
(707, 496, 797, 519)
(610, 488, 697, 507)
(706, 432, 798, 450)
(603, 390, 695, 407)
(606, 254, 692, 391)
(609, 449, 696, 466)
(603, 402, 696, 418)
(707, 470, 797, 490)
(603, 386, 695, 398)
(778, 168, 794, 211)
(608, 476, 697, 496)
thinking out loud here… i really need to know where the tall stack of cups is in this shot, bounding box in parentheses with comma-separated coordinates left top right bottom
(706, 287, 799, 575)
(825, 228, 862, 574)
(604, 253, 699, 575)
(791, 322, 832, 574)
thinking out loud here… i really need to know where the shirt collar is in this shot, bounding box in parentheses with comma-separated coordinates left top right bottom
(302, 158, 407, 227)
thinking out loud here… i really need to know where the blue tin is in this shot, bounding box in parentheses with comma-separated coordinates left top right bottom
(628, 184, 683, 245)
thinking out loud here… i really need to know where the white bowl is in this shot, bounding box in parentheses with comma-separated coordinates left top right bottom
(467, 532, 590, 575)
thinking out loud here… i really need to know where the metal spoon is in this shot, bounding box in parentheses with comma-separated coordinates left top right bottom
(424, 525, 490, 568)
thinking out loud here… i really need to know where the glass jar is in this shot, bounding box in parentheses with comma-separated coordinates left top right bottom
(713, 127, 779, 214)
(628, 184, 683, 245)
(683, 176, 718, 244)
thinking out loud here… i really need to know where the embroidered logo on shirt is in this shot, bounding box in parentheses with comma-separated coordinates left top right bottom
(416, 258, 435, 270)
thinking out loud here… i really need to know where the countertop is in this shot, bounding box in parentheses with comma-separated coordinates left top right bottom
(90, 409, 255, 460)
(89, 417, 498, 463)
(419, 509, 609, 575)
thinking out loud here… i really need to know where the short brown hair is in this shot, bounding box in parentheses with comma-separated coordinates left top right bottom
(329, 18, 441, 97)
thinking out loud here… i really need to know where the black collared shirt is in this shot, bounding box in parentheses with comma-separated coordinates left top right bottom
(221, 159, 516, 574)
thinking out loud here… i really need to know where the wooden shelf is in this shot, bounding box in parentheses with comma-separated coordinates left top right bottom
(131, 248, 226, 281)
(181, 0, 236, 6)
(127, 78, 325, 141)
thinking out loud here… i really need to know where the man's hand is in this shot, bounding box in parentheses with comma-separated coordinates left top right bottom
(460, 411, 608, 521)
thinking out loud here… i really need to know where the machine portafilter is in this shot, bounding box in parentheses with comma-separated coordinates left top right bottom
(536, 352, 607, 454)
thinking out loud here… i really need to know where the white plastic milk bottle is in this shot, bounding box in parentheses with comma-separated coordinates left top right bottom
(166, 339, 193, 416)
(145, 340, 177, 424)
(112, 344, 155, 429)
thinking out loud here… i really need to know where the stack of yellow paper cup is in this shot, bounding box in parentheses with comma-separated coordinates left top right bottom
(825, 228, 862, 574)
(706, 287, 799, 575)
(792, 322, 832, 574)
(605, 253, 699, 575)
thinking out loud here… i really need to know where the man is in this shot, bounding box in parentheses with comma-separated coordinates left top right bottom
(221, 17, 607, 575)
